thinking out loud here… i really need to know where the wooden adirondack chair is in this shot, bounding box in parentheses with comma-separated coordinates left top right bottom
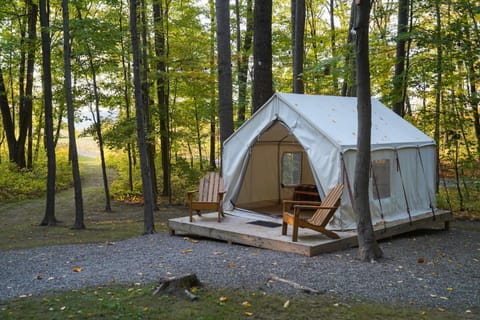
(282, 184, 344, 242)
(187, 172, 225, 222)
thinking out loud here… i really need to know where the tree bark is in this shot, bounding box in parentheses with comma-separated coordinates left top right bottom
(235, 0, 253, 125)
(353, 0, 382, 262)
(209, 0, 217, 170)
(39, 0, 58, 226)
(392, 0, 409, 117)
(252, 0, 273, 112)
(292, 0, 305, 93)
(119, 0, 134, 193)
(130, 0, 156, 234)
(62, 0, 85, 229)
(215, 0, 234, 147)
(341, 2, 357, 97)
(153, 0, 171, 199)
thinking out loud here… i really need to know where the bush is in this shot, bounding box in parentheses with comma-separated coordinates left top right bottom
(0, 148, 73, 202)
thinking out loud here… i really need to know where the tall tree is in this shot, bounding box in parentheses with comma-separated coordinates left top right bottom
(130, 0, 155, 234)
(62, 0, 84, 229)
(39, 0, 58, 226)
(292, 0, 305, 93)
(235, 0, 253, 125)
(352, 0, 382, 261)
(215, 0, 234, 146)
(252, 0, 273, 112)
(392, 0, 409, 117)
(0, 0, 37, 168)
(209, 0, 217, 170)
(153, 0, 171, 199)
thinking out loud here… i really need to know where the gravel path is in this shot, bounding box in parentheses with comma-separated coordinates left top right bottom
(1, 225, 479, 314)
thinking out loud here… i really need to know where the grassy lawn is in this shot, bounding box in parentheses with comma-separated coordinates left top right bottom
(0, 285, 463, 320)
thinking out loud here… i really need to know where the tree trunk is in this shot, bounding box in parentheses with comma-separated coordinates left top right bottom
(24, 0, 37, 170)
(434, 0, 442, 192)
(153, 0, 171, 199)
(292, 0, 305, 93)
(215, 0, 234, 147)
(130, 0, 156, 234)
(236, 0, 252, 125)
(16, 0, 37, 168)
(39, 0, 58, 226)
(119, 0, 134, 193)
(353, 0, 382, 262)
(392, 0, 409, 117)
(329, 0, 338, 93)
(62, 0, 85, 229)
(341, 2, 357, 97)
(209, 0, 217, 170)
(0, 67, 16, 162)
(252, 0, 273, 112)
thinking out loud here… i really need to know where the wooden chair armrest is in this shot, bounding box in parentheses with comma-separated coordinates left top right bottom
(284, 200, 322, 206)
(293, 204, 338, 210)
(187, 190, 198, 195)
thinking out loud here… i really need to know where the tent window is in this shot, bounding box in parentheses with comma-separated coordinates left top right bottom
(282, 152, 302, 186)
(371, 159, 390, 199)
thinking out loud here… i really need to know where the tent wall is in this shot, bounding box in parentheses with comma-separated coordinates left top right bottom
(333, 145, 437, 229)
(236, 142, 314, 208)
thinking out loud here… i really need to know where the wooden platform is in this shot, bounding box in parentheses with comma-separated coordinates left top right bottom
(168, 210, 452, 257)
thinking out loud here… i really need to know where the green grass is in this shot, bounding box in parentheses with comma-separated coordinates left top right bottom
(0, 285, 464, 320)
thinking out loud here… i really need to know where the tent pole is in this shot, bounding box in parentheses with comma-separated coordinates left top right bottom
(395, 149, 413, 225)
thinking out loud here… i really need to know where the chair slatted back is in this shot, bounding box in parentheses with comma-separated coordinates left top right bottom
(308, 184, 344, 227)
(198, 172, 224, 203)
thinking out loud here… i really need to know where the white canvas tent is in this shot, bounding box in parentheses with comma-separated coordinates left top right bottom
(222, 93, 437, 230)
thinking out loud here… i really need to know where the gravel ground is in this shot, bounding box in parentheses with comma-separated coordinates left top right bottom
(1, 225, 479, 314)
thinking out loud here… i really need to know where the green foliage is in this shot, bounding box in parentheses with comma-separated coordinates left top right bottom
(0, 148, 73, 202)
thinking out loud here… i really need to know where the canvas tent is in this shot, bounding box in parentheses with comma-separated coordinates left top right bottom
(222, 93, 437, 230)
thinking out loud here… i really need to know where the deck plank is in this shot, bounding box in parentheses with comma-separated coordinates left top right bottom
(168, 210, 452, 257)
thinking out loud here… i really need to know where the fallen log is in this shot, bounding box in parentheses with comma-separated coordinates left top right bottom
(268, 275, 325, 294)
(152, 273, 201, 301)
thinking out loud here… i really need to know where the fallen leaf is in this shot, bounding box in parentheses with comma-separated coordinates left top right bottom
(244, 311, 253, 316)
(438, 307, 445, 312)
(447, 287, 453, 291)
(73, 266, 82, 272)
(213, 251, 224, 256)
(219, 296, 228, 302)
(189, 239, 199, 243)
(229, 263, 236, 268)
(181, 249, 193, 254)
(242, 301, 251, 307)
(417, 257, 425, 264)
(283, 300, 290, 308)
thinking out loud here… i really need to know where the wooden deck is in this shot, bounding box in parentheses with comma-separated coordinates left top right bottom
(168, 210, 453, 257)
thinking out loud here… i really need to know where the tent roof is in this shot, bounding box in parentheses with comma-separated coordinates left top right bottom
(274, 93, 435, 149)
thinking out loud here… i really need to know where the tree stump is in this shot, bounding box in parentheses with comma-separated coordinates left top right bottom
(152, 273, 201, 301)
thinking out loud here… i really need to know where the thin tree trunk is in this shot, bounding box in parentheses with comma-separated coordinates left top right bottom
(292, 0, 305, 93)
(341, 2, 357, 97)
(140, 0, 158, 209)
(237, 0, 252, 125)
(62, 0, 85, 229)
(434, 0, 442, 192)
(153, 0, 171, 199)
(130, 0, 156, 234)
(353, 0, 382, 262)
(329, 0, 338, 93)
(39, 0, 58, 226)
(392, 0, 409, 117)
(216, 0, 234, 147)
(209, 0, 217, 170)
(252, 0, 273, 112)
(119, 0, 134, 192)
(0, 67, 16, 162)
